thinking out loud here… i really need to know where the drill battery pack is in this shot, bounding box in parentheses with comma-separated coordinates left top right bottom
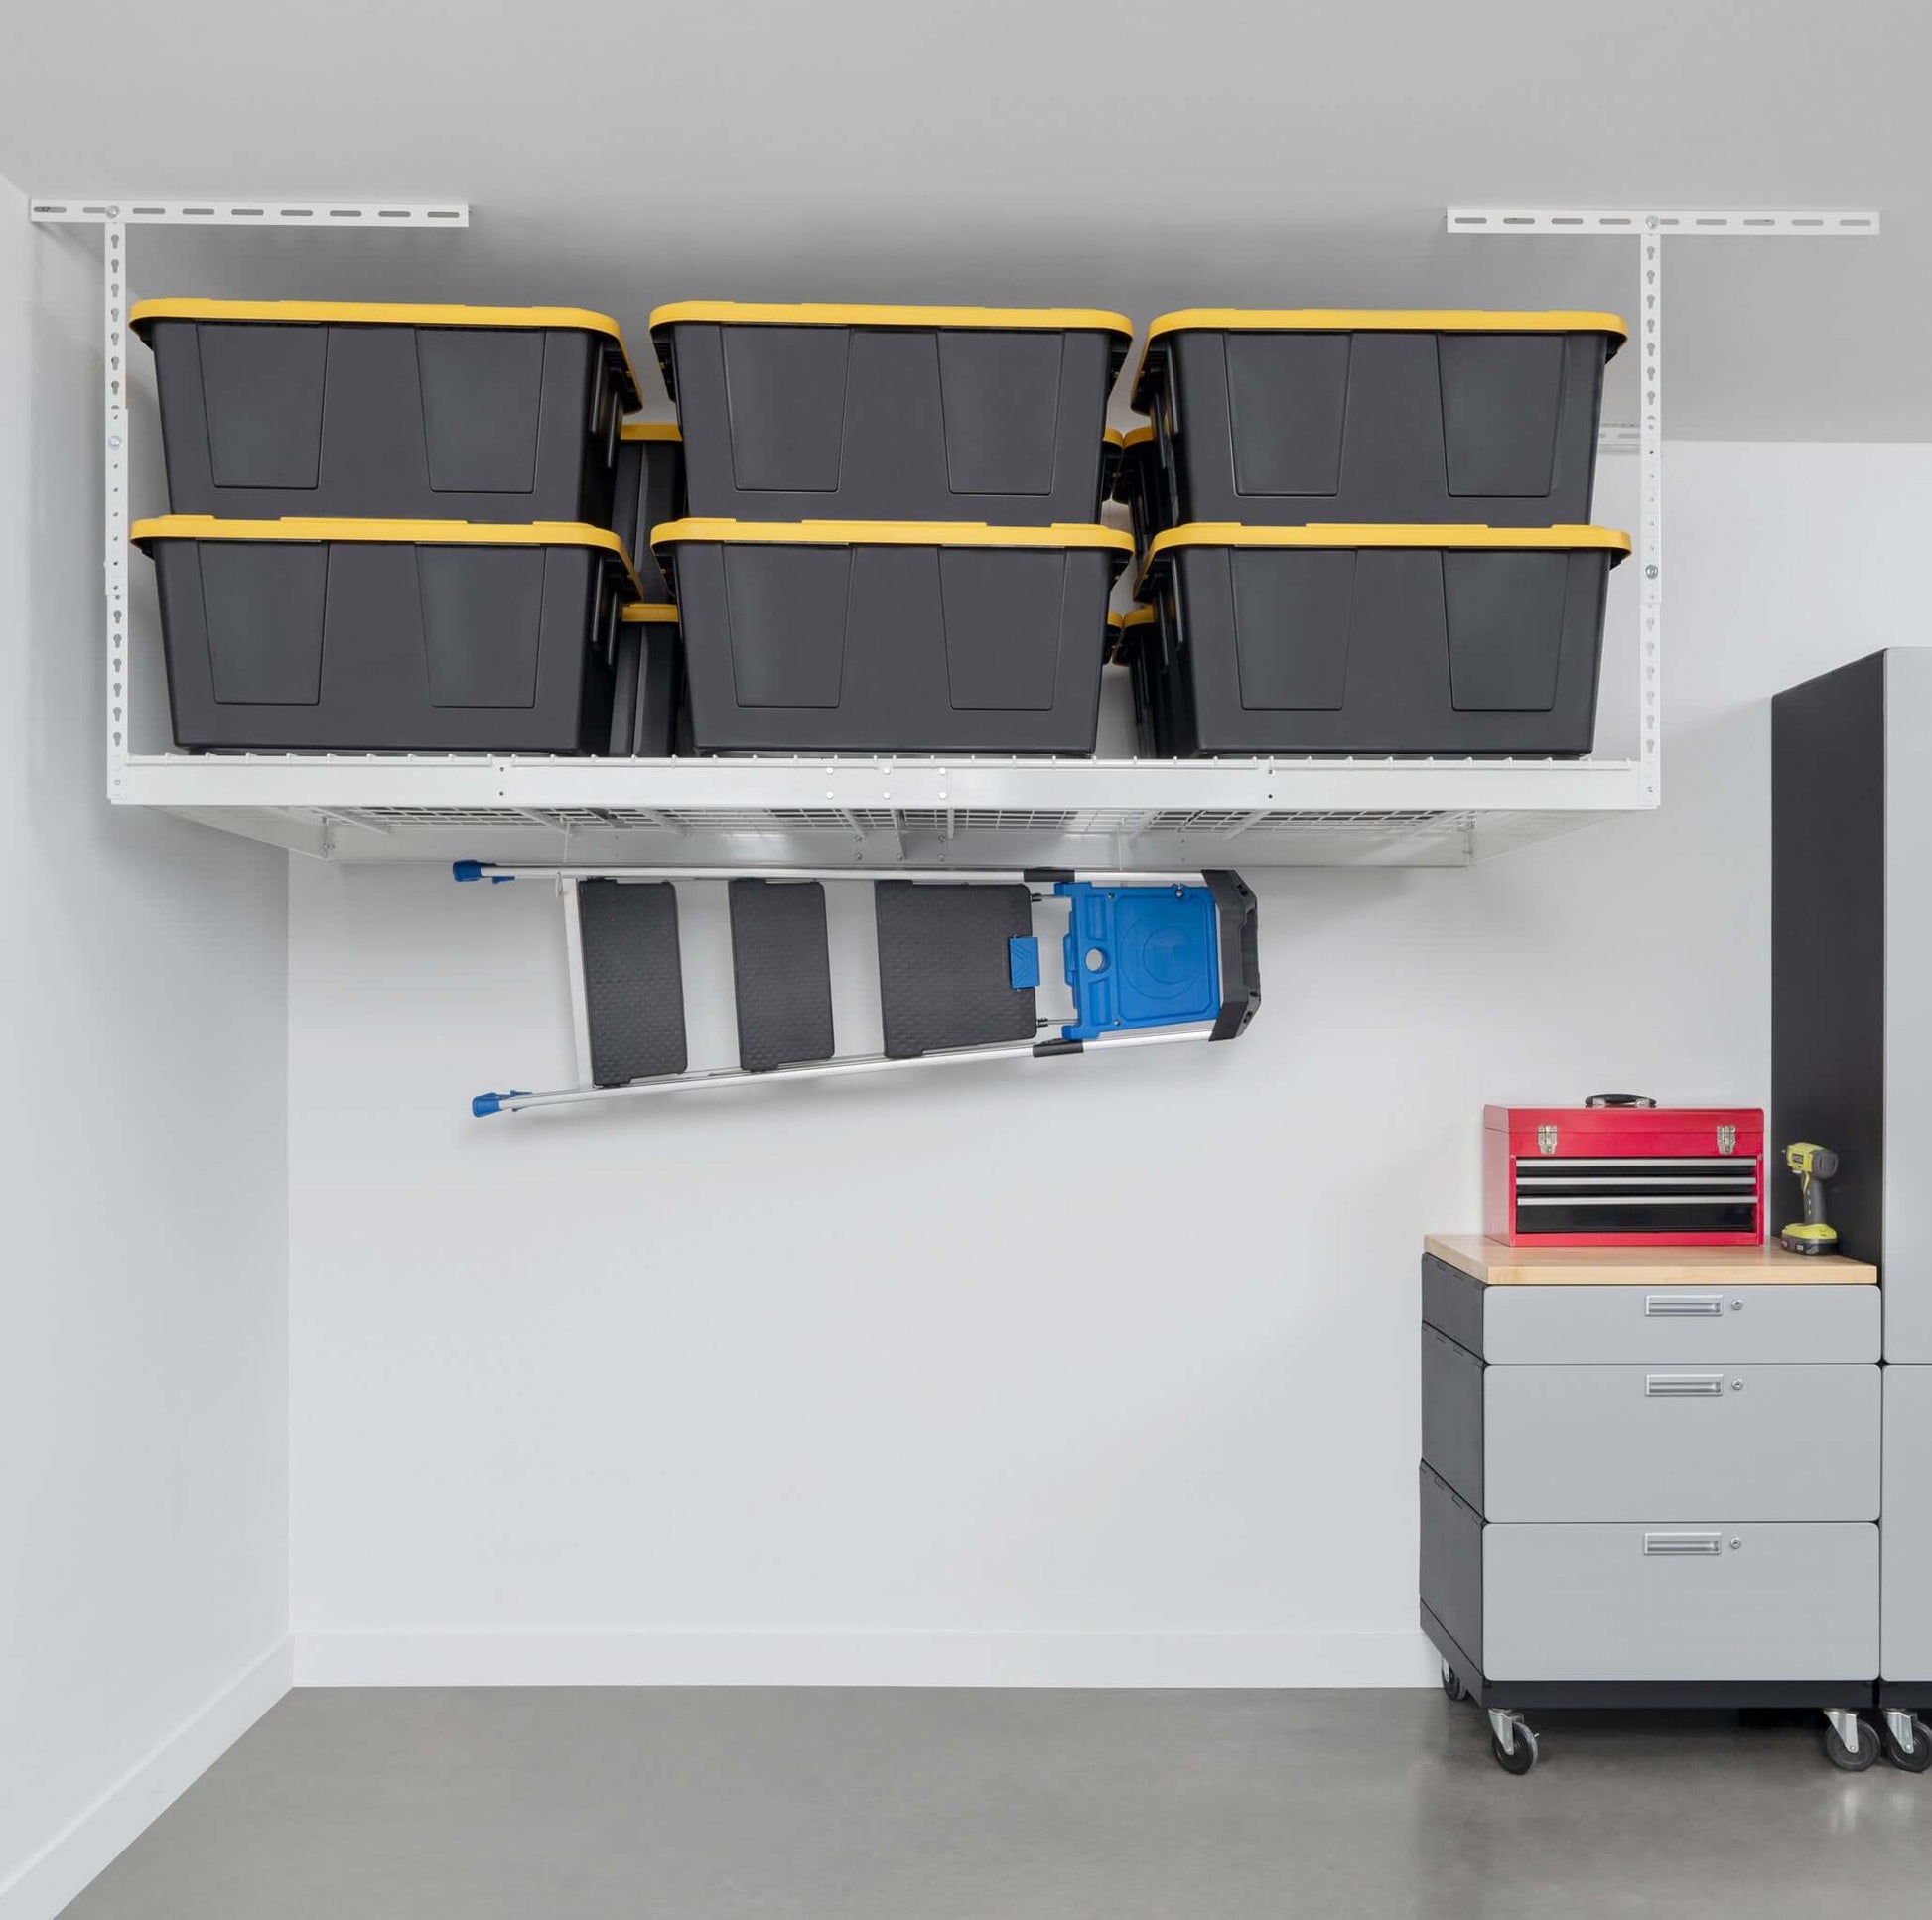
(1484, 1099, 1765, 1247)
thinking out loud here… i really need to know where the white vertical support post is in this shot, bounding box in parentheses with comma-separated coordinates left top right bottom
(103, 213, 128, 797)
(1446, 205, 1879, 815)
(28, 197, 472, 805)
(1639, 221, 1663, 803)
(561, 879, 595, 1085)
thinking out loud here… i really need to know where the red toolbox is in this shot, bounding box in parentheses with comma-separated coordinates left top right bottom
(1484, 1098, 1764, 1246)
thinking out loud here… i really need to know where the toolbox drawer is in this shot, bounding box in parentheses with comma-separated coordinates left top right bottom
(1421, 1257, 1878, 1363)
(1483, 1522, 1878, 1680)
(1483, 1364, 1878, 1522)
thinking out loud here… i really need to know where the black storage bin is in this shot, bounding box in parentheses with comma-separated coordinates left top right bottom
(1130, 310, 1625, 528)
(608, 604, 682, 757)
(1101, 428, 1126, 512)
(1138, 523, 1629, 756)
(654, 518, 1134, 754)
(650, 302, 1134, 524)
(1111, 607, 1160, 755)
(132, 300, 644, 524)
(610, 421, 686, 604)
(132, 516, 643, 753)
(1110, 424, 1173, 561)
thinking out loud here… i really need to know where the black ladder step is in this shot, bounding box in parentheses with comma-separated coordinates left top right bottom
(874, 881, 1037, 1060)
(577, 879, 689, 1086)
(729, 880, 836, 1073)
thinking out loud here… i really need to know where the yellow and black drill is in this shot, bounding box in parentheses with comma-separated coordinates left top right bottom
(1780, 1143, 1840, 1255)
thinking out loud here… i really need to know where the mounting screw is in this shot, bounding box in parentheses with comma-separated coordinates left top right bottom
(1730, 1298, 1744, 1311)
(1731, 1379, 1744, 1392)
(1729, 1537, 1743, 1551)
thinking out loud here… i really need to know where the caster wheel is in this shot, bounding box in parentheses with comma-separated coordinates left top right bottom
(1442, 1662, 1470, 1704)
(1825, 1716, 1880, 1772)
(1882, 1716, 1932, 1773)
(1490, 1724, 1539, 1775)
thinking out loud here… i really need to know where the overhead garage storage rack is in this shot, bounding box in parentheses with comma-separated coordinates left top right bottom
(28, 196, 1879, 869)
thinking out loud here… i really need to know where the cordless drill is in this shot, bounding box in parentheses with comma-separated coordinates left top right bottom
(1780, 1143, 1840, 1254)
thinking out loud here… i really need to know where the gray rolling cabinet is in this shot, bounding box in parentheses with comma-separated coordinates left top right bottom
(1419, 1233, 1881, 1773)
(1773, 648, 1932, 1766)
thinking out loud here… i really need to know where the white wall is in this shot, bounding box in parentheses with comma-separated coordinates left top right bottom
(286, 439, 1932, 1688)
(0, 181, 292, 1916)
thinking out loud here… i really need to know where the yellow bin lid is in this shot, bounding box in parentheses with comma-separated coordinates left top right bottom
(650, 517, 1134, 556)
(649, 301, 1135, 399)
(1138, 521, 1631, 591)
(1130, 307, 1627, 411)
(131, 513, 648, 602)
(130, 298, 645, 410)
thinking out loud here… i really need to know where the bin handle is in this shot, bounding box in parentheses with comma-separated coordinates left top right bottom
(587, 351, 608, 438)
(597, 567, 621, 666)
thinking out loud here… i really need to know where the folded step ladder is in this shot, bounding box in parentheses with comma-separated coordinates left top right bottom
(459, 862, 1259, 1116)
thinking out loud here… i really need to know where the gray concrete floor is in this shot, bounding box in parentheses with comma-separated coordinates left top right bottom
(59, 1689, 1932, 1919)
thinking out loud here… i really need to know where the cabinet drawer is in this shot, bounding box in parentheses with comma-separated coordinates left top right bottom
(1482, 1283, 1877, 1364)
(1483, 1522, 1878, 1680)
(1883, 1366, 1932, 1682)
(1483, 1364, 1877, 1522)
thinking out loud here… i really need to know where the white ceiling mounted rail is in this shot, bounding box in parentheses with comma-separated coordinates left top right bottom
(29, 199, 470, 226)
(1448, 203, 1880, 811)
(1446, 208, 1880, 235)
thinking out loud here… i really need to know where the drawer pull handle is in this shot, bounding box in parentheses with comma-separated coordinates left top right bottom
(1645, 1531, 1724, 1556)
(1646, 1372, 1725, 1397)
(1645, 1294, 1724, 1318)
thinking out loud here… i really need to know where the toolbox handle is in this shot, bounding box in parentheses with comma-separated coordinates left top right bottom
(1644, 1294, 1725, 1318)
(1586, 1092, 1657, 1107)
(1644, 1531, 1725, 1557)
(1645, 1372, 1725, 1397)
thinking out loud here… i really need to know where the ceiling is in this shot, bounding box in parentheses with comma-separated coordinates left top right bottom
(2, 0, 1922, 439)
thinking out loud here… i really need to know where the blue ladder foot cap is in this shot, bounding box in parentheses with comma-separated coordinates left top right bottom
(473, 1090, 530, 1117)
(453, 860, 510, 884)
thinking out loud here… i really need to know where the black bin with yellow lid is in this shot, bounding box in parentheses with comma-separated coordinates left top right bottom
(131, 516, 646, 754)
(1131, 310, 1626, 529)
(650, 302, 1134, 525)
(1110, 424, 1173, 563)
(609, 602, 683, 759)
(654, 517, 1134, 754)
(1136, 523, 1630, 756)
(131, 300, 644, 524)
(609, 420, 686, 603)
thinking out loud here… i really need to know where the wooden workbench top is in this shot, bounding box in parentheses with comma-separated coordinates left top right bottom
(1426, 1233, 1878, 1287)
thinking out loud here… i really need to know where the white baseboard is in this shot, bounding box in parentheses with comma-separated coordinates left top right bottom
(0, 1639, 292, 1920)
(295, 1628, 1438, 1689)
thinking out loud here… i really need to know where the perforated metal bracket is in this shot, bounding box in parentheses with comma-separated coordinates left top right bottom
(27, 197, 472, 798)
(1447, 206, 1880, 810)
